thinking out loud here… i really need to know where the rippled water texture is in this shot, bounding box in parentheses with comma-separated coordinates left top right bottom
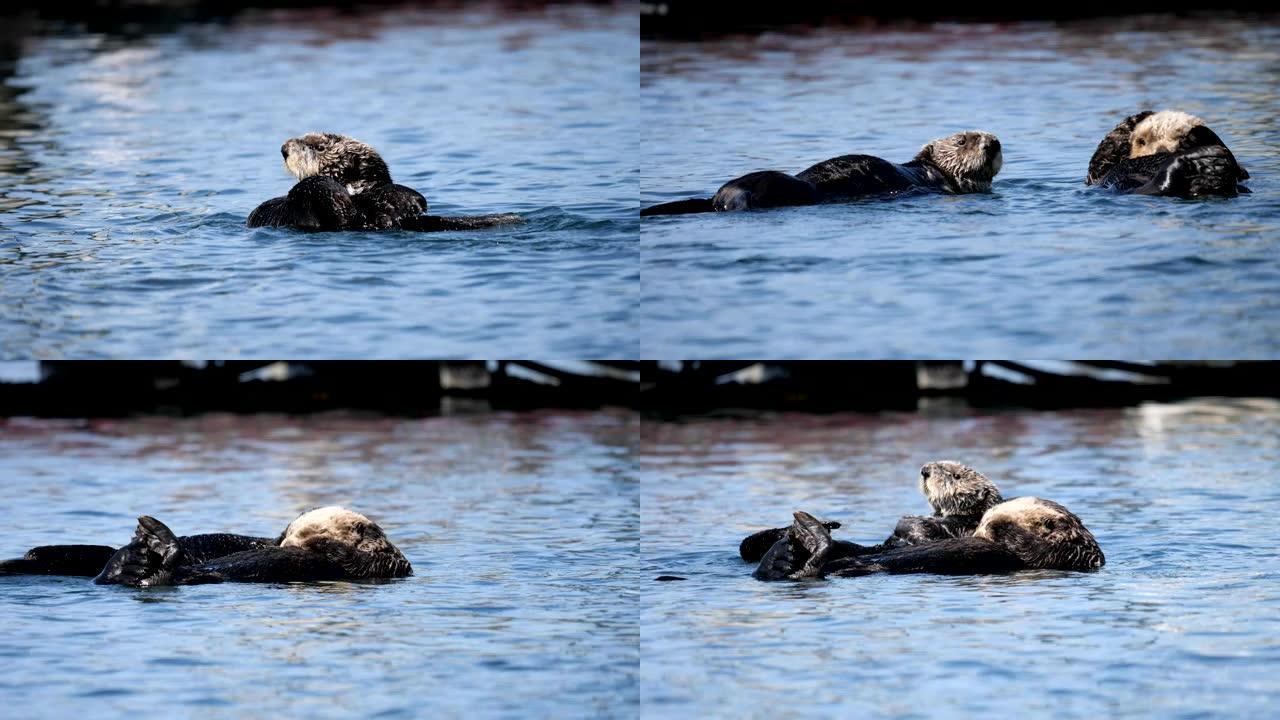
(641, 17, 1280, 357)
(0, 3, 637, 357)
(641, 399, 1280, 717)
(0, 411, 638, 718)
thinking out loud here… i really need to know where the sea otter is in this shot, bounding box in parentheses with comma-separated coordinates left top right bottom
(640, 131, 1003, 216)
(1, 507, 412, 586)
(755, 496, 1104, 581)
(248, 132, 521, 232)
(1085, 110, 1249, 198)
(738, 461, 1004, 564)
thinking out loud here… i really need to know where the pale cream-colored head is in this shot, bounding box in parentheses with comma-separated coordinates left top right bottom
(919, 461, 1003, 517)
(974, 497, 1104, 571)
(280, 506, 412, 578)
(1129, 111, 1204, 158)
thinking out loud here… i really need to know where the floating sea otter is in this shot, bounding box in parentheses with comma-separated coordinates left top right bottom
(739, 461, 1005, 564)
(248, 132, 521, 232)
(641, 131, 1003, 216)
(1085, 110, 1249, 197)
(738, 461, 1103, 581)
(755, 497, 1104, 580)
(0, 507, 412, 586)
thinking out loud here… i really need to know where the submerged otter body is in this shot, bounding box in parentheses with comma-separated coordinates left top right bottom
(2, 507, 411, 587)
(642, 131, 1003, 216)
(1086, 110, 1249, 198)
(739, 461, 1003, 564)
(753, 497, 1104, 581)
(248, 132, 520, 232)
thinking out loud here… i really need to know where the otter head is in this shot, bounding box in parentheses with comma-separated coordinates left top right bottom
(974, 497, 1104, 571)
(281, 132, 393, 196)
(915, 131, 1002, 192)
(1086, 110, 1154, 184)
(279, 506, 412, 579)
(919, 461, 1003, 517)
(1128, 110, 1208, 158)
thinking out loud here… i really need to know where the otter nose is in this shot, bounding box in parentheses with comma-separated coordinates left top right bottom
(921, 466, 931, 479)
(281, 144, 289, 159)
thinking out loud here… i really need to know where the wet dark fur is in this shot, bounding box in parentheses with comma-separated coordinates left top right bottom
(642, 132, 1001, 216)
(93, 514, 412, 586)
(2, 535, 274, 579)
(1086, 113, 1249, 198)
(754, 501, 1103, 581)
(248, 133, 521, 232)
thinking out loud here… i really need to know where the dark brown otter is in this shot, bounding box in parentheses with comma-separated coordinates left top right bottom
(642, 131, 1003, 216)
(739, 461, 1003, 563)
(1086, 110, 1249, 198)
(248, 132, 521, 232)
(2, 507, 412, 587)
(754, 497, 1104, 581)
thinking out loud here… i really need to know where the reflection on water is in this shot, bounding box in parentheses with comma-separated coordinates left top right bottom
(0, 410, 638, 718)
(0, 2, 637, 358)
(641, 398, 1280, 717)
(641, 16, 1280, 357)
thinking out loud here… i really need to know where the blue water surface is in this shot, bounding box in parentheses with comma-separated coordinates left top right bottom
(641, 399, 1280, 718)
(641, 16, 1280, 357)
(0, 3, 637, 357)
(0, 410, 638, 718)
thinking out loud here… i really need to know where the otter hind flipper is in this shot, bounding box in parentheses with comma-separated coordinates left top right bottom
(94, 516, 187, 586)
(0, 545, 118, 577)
(640, 198, 714, 216)
(740, 520, 842, 563)
(399, 213, 523, 232)
(753, 511, 835, 581)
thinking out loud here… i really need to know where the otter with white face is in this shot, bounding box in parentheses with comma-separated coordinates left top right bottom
(1085, 109, 1249, 197)
(2, 506, 414, 586)
(973, 496, 1104, 572)
(278, 506, 413, 580)
(641, 130, 1003, 216)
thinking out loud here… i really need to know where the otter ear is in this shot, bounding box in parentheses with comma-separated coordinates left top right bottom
(915, 142, 934, 162)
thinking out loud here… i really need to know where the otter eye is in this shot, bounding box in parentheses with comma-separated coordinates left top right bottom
(1137, 138, 1146, 146)
(956, 137, 966, 146)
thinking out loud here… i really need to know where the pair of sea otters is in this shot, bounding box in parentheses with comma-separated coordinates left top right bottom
(248, 132, 522, 232)
(0, 507, 411, 586)
(642, 109, 1249, 216)
(739, 461, 1104, 581)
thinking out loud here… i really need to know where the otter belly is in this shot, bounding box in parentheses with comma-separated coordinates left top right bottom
(796, 154, 921, 198)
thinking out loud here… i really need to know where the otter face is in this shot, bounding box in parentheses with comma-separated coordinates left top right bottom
(280, 506, 412, 578)
(1086, 110, 1154, 184)
(918, 131, 1002, 191)
(1128, 110, 1205, 158)
(919, 461, 1003, 517)
(974, 497, 1104, 571)
(280, 132, 393, 195)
